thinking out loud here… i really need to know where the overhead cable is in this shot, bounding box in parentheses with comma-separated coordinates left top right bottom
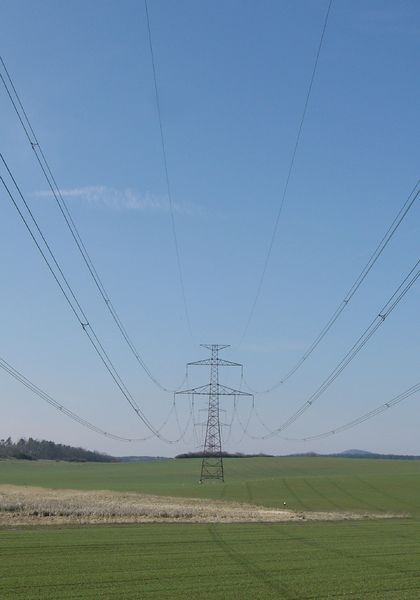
(144, 0, 194, 341)
(234, 397, 256, 445)
(284, 382, 420, 441)
(0, 54, 184, 393)
(245, 179, 420, 393)
(172, 392, 195, 445)
(248, 259, 420, 439)
(0, 355, 175, 442)
(240, 0, 333, 343)
(0, 155, 181, 444)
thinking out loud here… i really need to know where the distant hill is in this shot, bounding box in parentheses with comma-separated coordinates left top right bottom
(335, 449, 420, 460)
(286, 449, 420, 461)
(175, 449, 420, 461)
(0, 437, 116, 462)
(338, 449, 378, 457)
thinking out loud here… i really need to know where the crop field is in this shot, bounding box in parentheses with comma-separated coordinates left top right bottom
(2, 520, 420, 599)
(1, 457, 420, 599)
(1, 456, 420, 514)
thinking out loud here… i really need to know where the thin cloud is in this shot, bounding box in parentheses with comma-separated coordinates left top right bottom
(34, 185, 205, 217)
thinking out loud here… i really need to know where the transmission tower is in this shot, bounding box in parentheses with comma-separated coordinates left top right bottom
(176, 344, 252, 482)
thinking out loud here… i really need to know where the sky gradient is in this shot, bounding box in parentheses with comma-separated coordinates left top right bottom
(0, 0, 419, 456)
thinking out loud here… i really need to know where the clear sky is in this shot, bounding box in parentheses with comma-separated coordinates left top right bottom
(0, 0, 418, 457)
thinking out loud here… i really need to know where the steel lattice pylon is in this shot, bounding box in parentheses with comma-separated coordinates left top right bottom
(176, 344, 252, 482)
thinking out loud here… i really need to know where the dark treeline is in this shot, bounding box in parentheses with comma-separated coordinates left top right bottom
(0, 437, 115, 462)
(175, 452, 274, 459)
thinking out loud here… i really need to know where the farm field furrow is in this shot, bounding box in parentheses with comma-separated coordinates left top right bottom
(1, 457, 420, 514)
(2, 457, 420, 599)
(2, 521, 420, 599)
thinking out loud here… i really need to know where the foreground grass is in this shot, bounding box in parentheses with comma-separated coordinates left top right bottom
(1, 458, 420, 598)
(1, 520, 420, 599)
(1, 456, 420, 515)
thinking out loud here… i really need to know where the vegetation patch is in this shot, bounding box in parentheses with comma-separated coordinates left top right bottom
(1, 456, 420, 516)
(0, 458, 419, 599)
(0, 484, 398, 525)
(0, 437, 115, 462)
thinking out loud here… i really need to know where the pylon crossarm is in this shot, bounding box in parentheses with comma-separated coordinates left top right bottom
(175, 384, 211, 396)
(216, 384, 252, 396)
(176, 383, 252, 397)
(188, 358, 242, 367)
(200, 344, 229, 351)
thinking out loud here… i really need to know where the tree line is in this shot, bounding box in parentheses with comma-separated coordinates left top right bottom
(175, 452, 274, 459)
(0, 437, 116, 462)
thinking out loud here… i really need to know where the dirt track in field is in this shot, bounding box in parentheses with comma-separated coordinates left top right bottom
(0, 485, 403, 525)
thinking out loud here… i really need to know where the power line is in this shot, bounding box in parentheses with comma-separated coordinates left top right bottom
(0, 54, 184, 394)
(244, 179, 420, 393)
(283, 382, 420, 442)
(0, 154, 182, 444)
(144, 0, 194, 342)
(172, 392, 195, 445)
(233, 397, 256, 446)
(240, 0, 333, 344)
(248, 259, 420, 439)
(0, 355, 172, 442)
(221, 374, 248, 445)
(233, 395, 272, 442)
(225, 372, 256, 444)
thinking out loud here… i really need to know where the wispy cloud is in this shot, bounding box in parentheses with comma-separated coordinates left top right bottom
(34, 185, 205, 217)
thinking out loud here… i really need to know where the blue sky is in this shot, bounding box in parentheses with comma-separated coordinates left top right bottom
(0, 0, 419, 456)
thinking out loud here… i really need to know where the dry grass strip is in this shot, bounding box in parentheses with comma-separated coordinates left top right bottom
(0, 484, 403, 526)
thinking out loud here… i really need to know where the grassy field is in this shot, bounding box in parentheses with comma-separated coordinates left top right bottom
(2, 521, 420, 599)
(1, 456, 420, 599)
(1, 456, 420, 514)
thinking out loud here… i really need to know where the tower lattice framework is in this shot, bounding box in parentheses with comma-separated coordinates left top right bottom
(176, 344, 252, 482)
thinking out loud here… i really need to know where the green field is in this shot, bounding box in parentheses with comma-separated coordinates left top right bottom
(1, 457, 420, 599)
(1, 456, 420, 514)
